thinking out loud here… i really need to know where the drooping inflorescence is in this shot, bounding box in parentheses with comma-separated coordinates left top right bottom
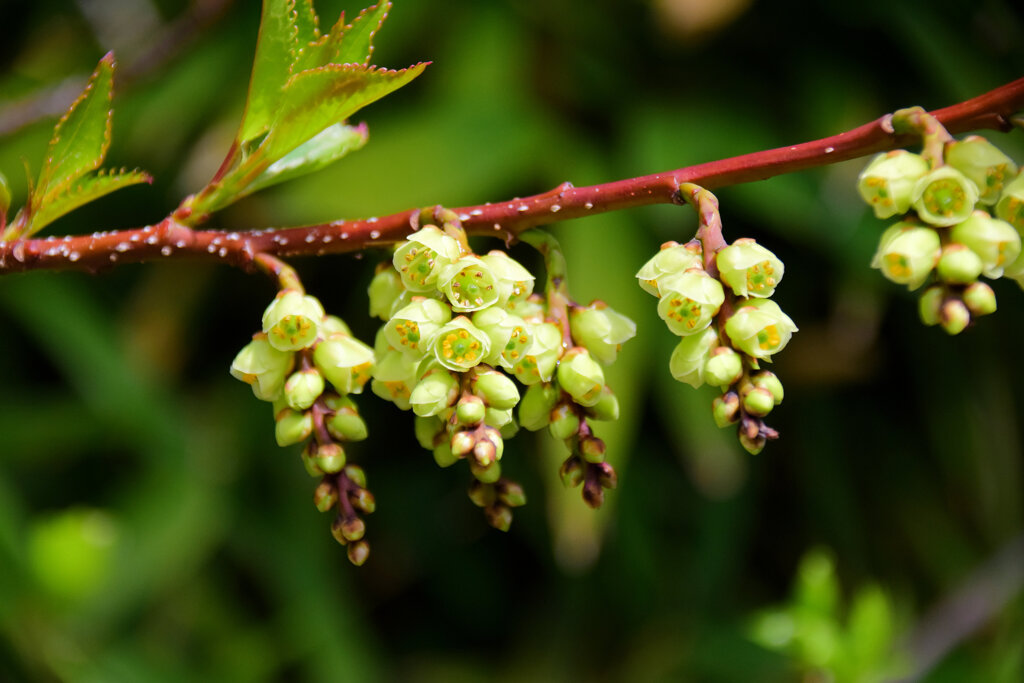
(230, 262, 377, 565)
(638, 184, 796, 454)
(229, 211, 636, 563)
(857, 107, 1024, 334)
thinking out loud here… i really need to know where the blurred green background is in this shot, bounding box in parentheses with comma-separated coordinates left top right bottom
(2, 0, 1023, 680)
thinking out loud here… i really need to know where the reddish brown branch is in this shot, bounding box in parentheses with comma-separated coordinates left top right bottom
(2, 77, 1023, 276)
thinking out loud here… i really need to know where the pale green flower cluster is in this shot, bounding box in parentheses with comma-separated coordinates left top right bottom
(637, 236, 796, 454)
(858, 136, 1024, 335)
(229, 288, 376, 565)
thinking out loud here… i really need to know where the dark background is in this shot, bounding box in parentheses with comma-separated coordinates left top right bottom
(1, 0, 1023, 680)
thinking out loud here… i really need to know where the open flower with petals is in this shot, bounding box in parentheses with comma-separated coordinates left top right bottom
(439, 256, 500, 312)
(392, 225, 463, 292)
(724, 299, 798, 361)
(230, 333, 295, 401)
(635, 241, 703, 297)
(716, 238, 784, 298)
(656, 270, 724, 336)
(431, 316, 491, 371)
(262, 290, 325, 351)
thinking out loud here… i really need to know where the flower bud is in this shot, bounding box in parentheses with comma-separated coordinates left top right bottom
(301, 443, 323, 477)
(669, 326, 719, 388)
(456, 394, 486, 425)
(274, 408, 312, 447)
(313, 479, 338, 513)
(962, 281, 997, 317)
(346, 540, 370, 566)
(469, 459, 501, 484)
(467, 481, 496, 508)
(438, 256, 500, 312)
(283, 368, 325, 411)
(918, 286, 944, 326)
(636, 241, 704, 297)
(511, 322, 562, 385)
(724, 299, 798, 361)
(474, 427, 503, 466)
(313, 334, 375, 395)
(569, 301, 637, 363)
(587, 385, 620, 422)
(385, 298, 452, 357)
(548, 403, 581, 440)
(481, 250, 535, 305)
(262, 290, 325, 352)
(485, 505, 513, 532)
(742, 387, 775, 417)
(712, 392, 740, 428)
(912, 167, 979, 227)
(511, 294, 546, 322)
(472, 368, 520, 410)
(559, 456, 585, 488)
(857, 150, 930, 218)
(314, 443, 346, 474)
(370, 348, 418, 410)
(940, 298, 971, 335)
(393, 225, 462, 292)
(323, 394, 368, 442)
(484, 407, 514, 429)
(580, 435, 606, 464)
(497, 480, 527, 507)
(871, 222, 941, 290)
(556, 347, 606, 407)
(450, 430, 476, 457)
(433, 442, 458, 467)
(750, 371, 784, 404)
(582, 478, 605, 509)
(704, 346, 743, 388)
(414, 415, 444, 450)
(367, 264, 405, 320)
(343, 464, 367, 489)
(432, 316, 491, 371)
(409, 368, 459, 417)
(656, 270, 725, 336)
(519, 382, 559, 431)
(739, 431, 766, 455)
(716, 238, 785, 298)
(936, 243, 983, 284)
(949, 211, 1021, 278)
(995, 171, 1024, 230)
(945, 136, 1018, 205)
(230, 334, 295, 401)
(350, 487, 375, 514)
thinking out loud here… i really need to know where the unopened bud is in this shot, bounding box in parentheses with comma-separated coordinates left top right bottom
(582, 478, 605, 509)
(712, 392, 741, 428)
(596, 462, 617, 489)
(962, 281, 997, 317)
(469, 459, 501, 484)
(484, 504, 513, 532)
(936, 243, 984, 284)
(496, 480, 527, 507)
(451, 430, 476, 457)
(350, 488, 376, 514)
(750, 371, 784, 404)
(587, 385, 620, 421)
(739, 431, 766, 455)
(940, 299, 971, 335)
(456, 394, 487, 426)
(313, 479, 338, 513)
(467, 481, 496, 508)
(343, 464, 367, 490)
(704, 346, 743, 388)
(548, 403, 581, 440)
(559, 456, 584, 488)
(918, 286, 945, 326)
(579, 435, 606, 464)
(314, 443, 346, 474)
(347, 539, 370, 566)
(275, 408, 313, 447)
(742, 387, 775, 418)
(433, 442, 457, 468)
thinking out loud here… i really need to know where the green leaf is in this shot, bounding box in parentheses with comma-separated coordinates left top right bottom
(238, 0, 304, 143)
(30, 169, 152, 234)
(294, 0, 319, 46)
(261, 62, 426, 163)
(298, 1, 391, 71)
(240, 122, 368, 197)
(36, 53, 115, 200)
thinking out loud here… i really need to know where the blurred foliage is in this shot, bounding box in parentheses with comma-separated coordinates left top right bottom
(1, 0, 1024, 680)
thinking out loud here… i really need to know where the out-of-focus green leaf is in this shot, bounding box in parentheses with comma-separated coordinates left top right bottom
(843, 584, 896, 676)
(796, 548, 840, 617)
(240, 122, 368, 197)
(238, 0, 304, 144)
(261, 62, 425, 164)
(29, 169, 151, 234)
(36, 53, 114, 200)
(27, 508, 119, 606)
